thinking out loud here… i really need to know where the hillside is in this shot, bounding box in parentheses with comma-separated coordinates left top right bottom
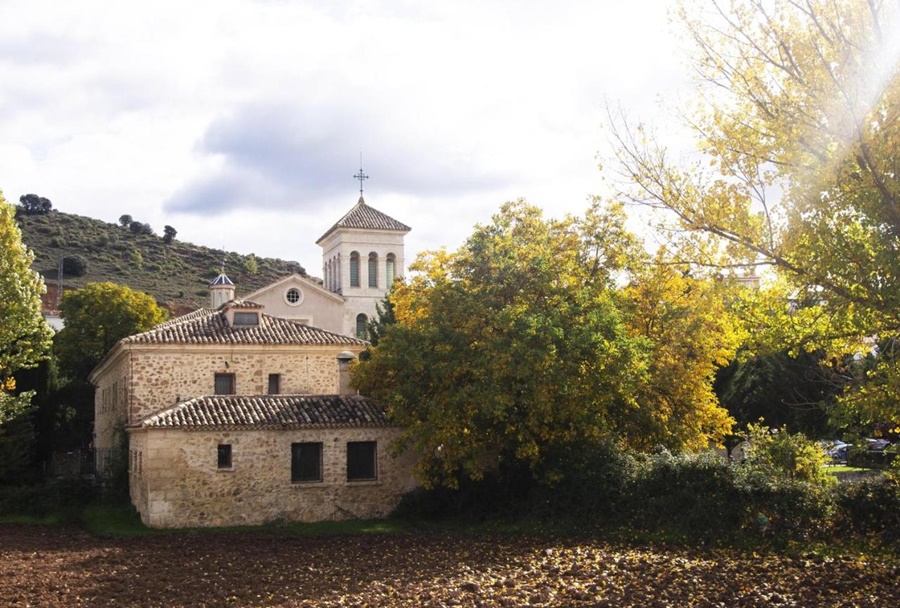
(16, 210, 311, 314)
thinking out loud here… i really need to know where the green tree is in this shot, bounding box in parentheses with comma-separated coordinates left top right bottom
(55, 282, 168, 377)
(354, 201, 738, 487)
(61, 254, 88, 277)
(365, 292, 397, 348)
(17, 193, 52, 215)
(715, 350, 837, 437)
(243, 253, 258, 274)
(118, 214, 132, 228)
(0, 193, 53, 425)
(610, 0, 900, 426)
(163, 225, 177, 244)
(129, 221, 152, 236)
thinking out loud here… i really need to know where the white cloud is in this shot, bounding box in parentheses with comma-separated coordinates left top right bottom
(0, 0, 691, 273)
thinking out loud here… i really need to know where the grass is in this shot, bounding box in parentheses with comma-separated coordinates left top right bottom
(3, 504, 897, 561)
(80, 504, 155, 537)
(827, 465, 871, 474)
(0, 513, 62, 525)
(15, 209, 310, 312)
(78, 504, 413, 538)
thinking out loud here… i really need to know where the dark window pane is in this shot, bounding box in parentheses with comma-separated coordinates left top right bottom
(350, 252, 360, 287)
(217, 444, 232, 468)
(347, 441, 376, 481)
(291, 442, 322, 482)
(214, 373, 235, 395)
(368, 253, 378, 287)
(268, 373, 280, 395)
(356, 314, 367, 340)
(233, 312, 259, 326)
(386, 254, 395, 284)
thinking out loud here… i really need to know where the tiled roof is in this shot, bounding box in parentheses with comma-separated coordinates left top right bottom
(138, 394, 390, 429)
(225, 299, 264, 310)
(316, 197, 411, 243)
(122, 308, 368, 346)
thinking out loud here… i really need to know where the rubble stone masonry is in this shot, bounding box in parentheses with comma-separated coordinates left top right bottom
(94, 344, 361, 457)
(128, 426, 417, 528)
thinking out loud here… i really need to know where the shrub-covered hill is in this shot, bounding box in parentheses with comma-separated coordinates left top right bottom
(16, 210, 309, 314)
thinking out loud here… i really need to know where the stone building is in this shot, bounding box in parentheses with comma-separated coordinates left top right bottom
(89, 283, 417, 528)
(89, 194, 418, 528)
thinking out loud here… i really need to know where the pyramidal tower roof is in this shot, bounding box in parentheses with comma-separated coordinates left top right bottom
(208, 273, 235, 287)
(316, 196, 411, 244)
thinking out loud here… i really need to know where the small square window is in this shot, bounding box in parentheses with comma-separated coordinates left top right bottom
(233, 311, 259, 326)
(218, 444, 232, 469)
(347, 441, 377, 481)
(215, 373, 235, 395)
(268, 373, 281, 395)
(291, 442, 323, 483)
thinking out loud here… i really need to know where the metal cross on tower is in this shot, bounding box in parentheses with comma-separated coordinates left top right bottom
(353, 154, 369, 197)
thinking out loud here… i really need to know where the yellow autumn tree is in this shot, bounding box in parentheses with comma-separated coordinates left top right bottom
(354, 200, 742, 487)
(0, 192, 53, 424)
(623, 255, 745, 451)
(610, 0, 900, 427)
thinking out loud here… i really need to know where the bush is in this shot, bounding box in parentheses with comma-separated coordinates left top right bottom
(627, 450, 743, 539)
(528, 439, 637, 522)
(129, 221, 153, 235)
(736, 471, 834, 540)
(744, 423, 834, 485)
(392, 467, 530, 521)
(62, 255, 88, 277)
(391, 438, 885, 545)
(834, 477, 900, 542)
(0, 479, 98, 517)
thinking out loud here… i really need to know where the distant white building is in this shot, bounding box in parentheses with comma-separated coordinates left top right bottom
(245, 196, 410, 338)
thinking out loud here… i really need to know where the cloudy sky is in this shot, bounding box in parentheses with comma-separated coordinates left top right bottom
(0, 0, 690, 276)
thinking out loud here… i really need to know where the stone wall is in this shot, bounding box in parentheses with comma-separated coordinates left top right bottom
(93, 353, 131, 459)
(128, 426, 418, 528)
(125, 345, 362, 423)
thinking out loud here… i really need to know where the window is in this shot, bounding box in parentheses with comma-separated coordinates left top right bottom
(214, 373, 235, 395)
(268, 373, 281, 395)
(386, 253, 396, 285)
(368, 252, 378, 287)
(350, 252, 360, 287)
(291, 442, 323, 482)
(285, 287, 301, 305)
(356, 314, 368, 340)
(218, 444, 232, 469)
(233, 311, 259, 326)
(347, 441, 377, 481)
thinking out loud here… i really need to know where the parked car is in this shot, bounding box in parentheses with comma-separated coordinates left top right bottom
(865, 438, 891, 452)
(825, 441, 851, 464)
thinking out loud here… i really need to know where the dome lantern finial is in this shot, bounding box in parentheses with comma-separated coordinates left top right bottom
(353, 152, 368, 199)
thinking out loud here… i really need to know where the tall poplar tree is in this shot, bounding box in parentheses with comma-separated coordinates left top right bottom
(610, 0, 900, 427)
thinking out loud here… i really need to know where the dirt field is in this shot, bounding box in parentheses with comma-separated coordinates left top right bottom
(1, 524, 898, 607)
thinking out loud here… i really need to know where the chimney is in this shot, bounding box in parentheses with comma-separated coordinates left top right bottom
(336, 351, 356, 395)
(208, 273, 235, 309)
